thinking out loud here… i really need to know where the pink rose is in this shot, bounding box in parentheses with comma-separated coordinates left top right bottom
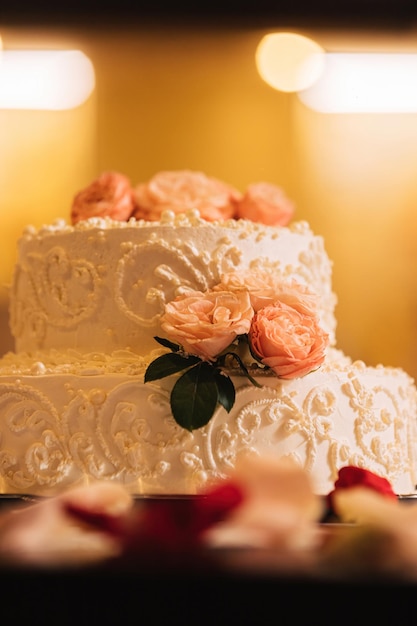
(235, 182, 294, 226)
(132, 170, 242, 222)
(248, 301, 328, 378)
(71, 171, 136, 225)
(160, 289, 254, 361)
(214, 271, 319, 314)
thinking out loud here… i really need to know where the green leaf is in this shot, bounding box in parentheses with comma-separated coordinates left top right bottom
(213, 369, 235, 412)
(223, 352, 262, 388)
(144, 352, 200, 382)
(170, 361, 219, 431)
(153, 336, 181, 352)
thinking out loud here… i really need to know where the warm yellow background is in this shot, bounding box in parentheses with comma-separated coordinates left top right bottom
(1, 24, 417, 381)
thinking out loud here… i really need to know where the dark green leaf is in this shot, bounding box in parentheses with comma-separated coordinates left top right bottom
(153, 336, 181, 352)
(213, 369, 235, 412)
(170, 361, 219, 431)
(144, 352, 200, 382)
(223, 352, 262, 388)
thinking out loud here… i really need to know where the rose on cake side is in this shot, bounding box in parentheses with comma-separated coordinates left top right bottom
(70, 170, 295, 226)
(144, 273, 329, 431)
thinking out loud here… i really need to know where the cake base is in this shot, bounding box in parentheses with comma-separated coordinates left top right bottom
(0, 349, 415, 497)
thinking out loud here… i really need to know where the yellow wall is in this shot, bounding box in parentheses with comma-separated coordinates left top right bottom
(1, 23, 417, 380)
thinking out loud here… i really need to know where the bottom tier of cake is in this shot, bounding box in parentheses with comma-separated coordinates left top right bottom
(0, 348, 416, 496)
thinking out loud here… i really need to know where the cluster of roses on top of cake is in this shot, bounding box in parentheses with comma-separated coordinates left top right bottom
(70, 169, 294, 226)
(70, 170, 328, 432)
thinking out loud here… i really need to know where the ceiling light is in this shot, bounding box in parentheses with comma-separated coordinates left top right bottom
(256, 32, 325, 93)
(298, 53, 417, 113)
(0, 50, 95, 110)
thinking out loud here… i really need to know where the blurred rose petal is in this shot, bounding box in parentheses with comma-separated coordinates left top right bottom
(0, 482, 133, 567)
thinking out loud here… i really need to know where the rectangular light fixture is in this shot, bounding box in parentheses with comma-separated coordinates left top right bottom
(0, 49, 95, 110)
(298, 53, 417, 113)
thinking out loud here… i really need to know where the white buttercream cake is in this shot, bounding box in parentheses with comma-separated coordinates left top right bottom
(0, 170, 416, 497)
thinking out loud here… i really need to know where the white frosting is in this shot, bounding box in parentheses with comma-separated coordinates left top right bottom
(2, 210, 417, 497)
(10, 213, 337, 355)
(0, 348, 415, 496)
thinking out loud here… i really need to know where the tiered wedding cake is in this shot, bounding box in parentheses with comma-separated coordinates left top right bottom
(0, 170, 416, 496)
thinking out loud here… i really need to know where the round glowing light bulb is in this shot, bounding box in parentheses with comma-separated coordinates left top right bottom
(256, 32, 325, 93)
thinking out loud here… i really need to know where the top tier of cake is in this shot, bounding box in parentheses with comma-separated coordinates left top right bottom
(10, 210, 337, 357)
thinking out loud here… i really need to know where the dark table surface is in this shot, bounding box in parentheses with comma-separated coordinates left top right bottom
(0, 539, 416, 626)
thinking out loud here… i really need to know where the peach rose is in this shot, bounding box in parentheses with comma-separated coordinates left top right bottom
(235, 182, 294, 226)
(248, 301, 328, 378)
(214, 271, 319, 314)
(160, 289, 254, 361)
(71, 171, 136, 225)
(132, 170, 242, 222)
